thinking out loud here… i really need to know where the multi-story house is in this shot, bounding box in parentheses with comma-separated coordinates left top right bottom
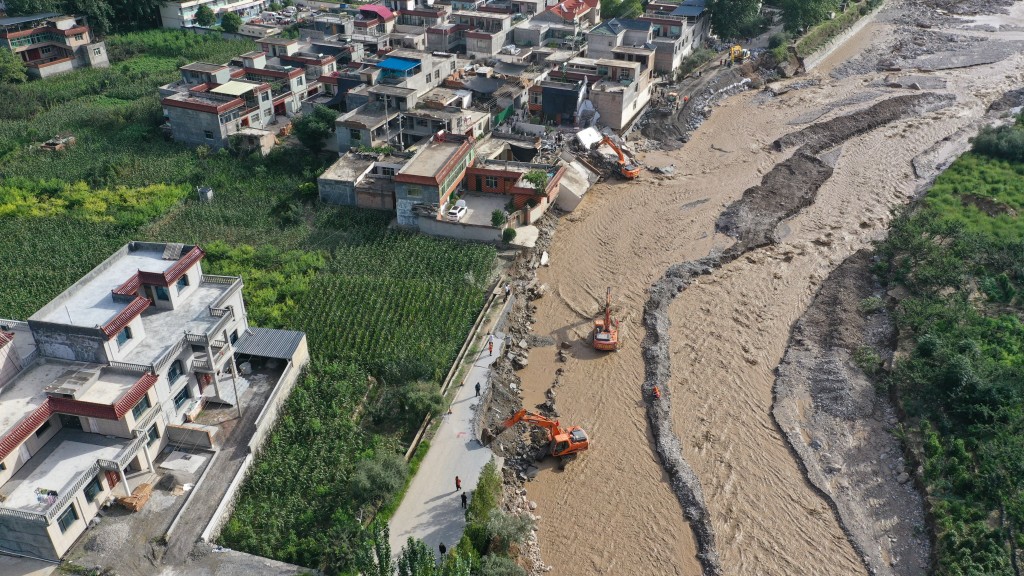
(585, 18, 653, 60)
(159, 0, 271, 29)
(393, 133, 476, 226)
(0, 13, 108, 79)
(451, 10, 513, 59)
(562, 55, 654, 130)
(638, 0, 711, 73)
(0, 241, 307, 562)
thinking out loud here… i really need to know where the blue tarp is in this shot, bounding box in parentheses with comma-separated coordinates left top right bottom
(377, 57, 419, 72)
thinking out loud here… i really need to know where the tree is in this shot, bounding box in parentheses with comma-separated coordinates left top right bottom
(394, 538, 472, 576)
(491, 209, 507, 228)
(483, 510, 533, 555)
(357, 520, 395, 576)
(293, 104, 339, 154)
(522, 170, 548, 191)
(221, 11, 243, 33)
(349, 451, 408, 508)
(707, 0, 762, 39)
(269, 2, 284, 10)
(195, 5, 216, 26)
(0, 49, 28, 84)
(778, 0, 840, 33)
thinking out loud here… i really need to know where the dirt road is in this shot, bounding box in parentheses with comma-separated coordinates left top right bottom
(516, 0, 1024, 574)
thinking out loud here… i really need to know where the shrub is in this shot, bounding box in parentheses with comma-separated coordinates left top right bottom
(483, 510, 534, 555)
(502, 228, 517, 243)
(676, 47, 716, 79)
(221, 12, 243, 33)
(768, 32, 792, 49)
(479, 554, 527, 576)
(491, 209, 507, 227)
(349, 451, 409, 509)
(858, 296, 884, 314)
(852, 345, 882, 376)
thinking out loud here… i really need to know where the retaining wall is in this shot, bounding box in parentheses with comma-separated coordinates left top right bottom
(166, 423, 218, 450)
(417, 215, 502, 242)
(803, 4, 883, 71)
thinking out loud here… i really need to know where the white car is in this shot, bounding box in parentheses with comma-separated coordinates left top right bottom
(446, 205, 467, 222)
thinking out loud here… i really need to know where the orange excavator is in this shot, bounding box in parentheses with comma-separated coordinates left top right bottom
(592, 286, 619, 351)
(602, 135, 641, 179)
(483, 409, 590, 469)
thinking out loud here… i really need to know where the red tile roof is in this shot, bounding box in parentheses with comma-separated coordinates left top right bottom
(100, 296, 149, 339)
(0, 371, 158, 460)
(548, 0, 598, 20)
(0, 331, 13, 350)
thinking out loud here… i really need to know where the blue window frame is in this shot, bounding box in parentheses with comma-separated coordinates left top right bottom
(131, 395, 151, 421)
(173, 385, 191, 410)
(116, 326, 132, 347)
(155, 286, 170, 301)
(176, 275, 190, 293)
(84, 476, 103, 503)
(168, 359, 183, 384)
(57, 505, 78, 533)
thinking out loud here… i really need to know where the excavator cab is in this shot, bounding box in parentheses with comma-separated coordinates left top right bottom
(551, 427, 589, 469)
(592, 287, 620, 351)
(485, 409, 590, 470)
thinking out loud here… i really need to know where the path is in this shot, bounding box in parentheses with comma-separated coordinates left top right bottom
(388, 309, 508, 559)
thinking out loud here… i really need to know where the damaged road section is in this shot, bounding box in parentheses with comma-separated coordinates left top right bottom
(639, 92, 955, 576)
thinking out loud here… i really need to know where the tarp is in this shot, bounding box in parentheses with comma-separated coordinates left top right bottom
(377, 57, 419, 72)
(462, 76, 500, 94)
(493, 105, 514, 124)
(509, 144, 537, 162)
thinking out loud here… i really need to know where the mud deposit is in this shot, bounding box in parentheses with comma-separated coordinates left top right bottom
(774, 251, 930, 576)
(506, 0, 1024, 573)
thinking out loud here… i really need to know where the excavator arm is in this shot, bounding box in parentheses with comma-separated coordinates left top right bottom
(483, 409, 563, 445)
(602, 135, 627, 165)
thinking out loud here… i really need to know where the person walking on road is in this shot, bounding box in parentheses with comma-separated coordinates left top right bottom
(461, 492, 468, 509)
(455, 476, 462, 491)
(504, 283, 511, 302)
(487, 334, 494, 356)
(439, 542, 446, 556)
(475, 382, 481, 396)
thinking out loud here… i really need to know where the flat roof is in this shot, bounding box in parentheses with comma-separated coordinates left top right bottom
(32, 246, 180, 329)
(612, 46, 655, 55)
(0, 430, 125, 513)
(181, 62, 228, 74)
(338, 103, 398, 129)
(0, 13, 61, 27)
(211, 80, 261, 96)
(401, 140, 465, 178)
(120, 282, 235, 366)
(369, 84, 418, 96)
(453, 9, 511, 18)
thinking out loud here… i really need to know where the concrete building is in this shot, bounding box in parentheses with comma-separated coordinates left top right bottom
(638, 0, 712, 73)
(0, 241, 309, 561)
(560, 56, 654, 129)
(0, 13, 108, 79)
(451, 11, 513, 59)
(159, 0, 271, 29)
(585, 18, 653, 60)
(318, 150, 408, 210)
(464, 159, 565, 212)
(393, 133, 476, 226)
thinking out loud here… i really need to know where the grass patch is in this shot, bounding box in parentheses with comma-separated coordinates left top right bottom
(877, 119, 1024, 574)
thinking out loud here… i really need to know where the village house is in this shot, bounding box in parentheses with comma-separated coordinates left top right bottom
(159, 0, 271, 29)
(0, 13, 108, 79)
(393, 133, 476, 226)
(638, 0, 711, 73)
(0, 241, 308, 562)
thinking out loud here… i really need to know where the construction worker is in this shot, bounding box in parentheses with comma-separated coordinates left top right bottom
(653, 386, 662, 400)
(461, 492, 468, 509)
(455, 476, 462, 491)
(475, 382, 481, 396)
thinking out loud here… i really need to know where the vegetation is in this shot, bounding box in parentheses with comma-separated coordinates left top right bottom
(221, 12, 243, 33)
(677, 47, 716, 79)
(599, 0, 643, 19)
(491, 209, 507, 228)
(293, 105, 340, 154)
(0, 29, 498, 574)
(0, 49, 27, 84)
(876, 113, 1024, 575)
(793, 0, 882, 55)
(502, 228, 517, 243)
(522, 170, 548, 191)
(971, 113, 1024, 163)
(708, 0, 764, 40)
(463, 459, 533, 571)
(359, 520, 474, 576)
(195, 5, 216, 27)
(4, 0, 166, 35)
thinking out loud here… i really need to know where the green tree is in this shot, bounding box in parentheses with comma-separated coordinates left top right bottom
(491, 209, 507, 228)
(779, 0, 839, 33)
(293, 104, 339, 154)
(349, 451, 409, 508)
(707, 0, 762, 39)
(0, 49, 28, 84)
(195, 5, 216, 26)
(221, 11, 243, 33)
(357, 520, 395, 576)
(269, 2, 284, 10)
(3, 0, 60, 16)
(522, 170, 548, 191)
(483, 510, 533, 555)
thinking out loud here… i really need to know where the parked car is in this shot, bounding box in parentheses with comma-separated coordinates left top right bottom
(446, 205, 467, 222)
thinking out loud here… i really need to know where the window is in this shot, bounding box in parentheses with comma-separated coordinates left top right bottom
(173, 385, 191, 410)
(416, 118, 428, 127)
(0, 462, 5, 471)
(147, 423, 160, 446)
(35, 419, 52, 438)
(176, 274, 190, 293)
(230, 330, 239, 344)
(168, 360, 184, 384)
(349, 129, 361, 142)
(116, 326, 133, 347)
(74, 33, 84, 41)
(57, 505, 78, 533)
(261, 92, 270, 102)
(485, 176, 498, 188)
(406, 186, 422, 198)
(155, 286, 170, 301)
(434, 69, 440, 80)
(204, 130, 214, 140)
(131, 395, 151, 421)
(381, 166, 395, 177)
(297, 76, 304, 86)
(84, 476, 103, 503)
(41, 46, 51, 54)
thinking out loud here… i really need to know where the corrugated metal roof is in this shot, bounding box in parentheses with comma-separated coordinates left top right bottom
(234, 327, 305, 360)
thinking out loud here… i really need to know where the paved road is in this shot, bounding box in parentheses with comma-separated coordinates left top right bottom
(388, 325, 507, 559)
